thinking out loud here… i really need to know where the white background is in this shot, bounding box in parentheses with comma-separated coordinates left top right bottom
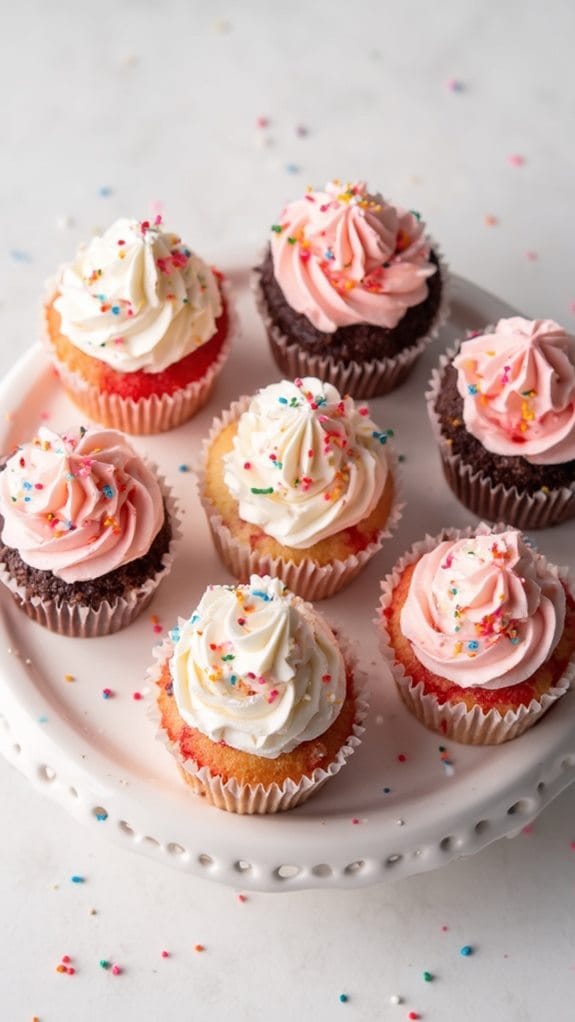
(1, 2, 575, 1020)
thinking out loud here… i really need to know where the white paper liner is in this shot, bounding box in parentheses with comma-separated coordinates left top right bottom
(42, 280, 237, 435)
(147, 627, 368, 814)
(197, 396, 404, 602)
(426, 344, 575, 529)
(376, 522, 575, 745)
(0, 473, 181, 638)
(252, 242, 450, 399)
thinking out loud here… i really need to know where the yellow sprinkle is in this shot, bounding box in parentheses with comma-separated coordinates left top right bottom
(64, 674, 75, 683)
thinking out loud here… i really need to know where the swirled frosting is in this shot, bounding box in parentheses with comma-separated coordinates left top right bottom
(0, 426, 164, 582)
(270, 179, 437, 332)
(400, 530, 565, 689)
(223, 377, 392, 549)
(53, 216, 222, 373)
(170, 574, 346, 758)
(453, 318, 575, 464)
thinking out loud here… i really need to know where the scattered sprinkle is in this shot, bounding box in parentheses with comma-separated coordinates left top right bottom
(423, 971, 433, 982)
(194, 944, 205, 953)
(161, 950, 169, 958)
(339, 994, 349, 1004)
(484, 214, 498, 227)
(178, 464, 191, 473)
(10, 249, 32, 263)
(70, 875, 85, 884)
(383, 787, 392, 794)
(99, 186, 114, 197)
(256, 115, 269, 129)
(99, 960, 111, 970)
(95, 810, 108, 822)
(102, 688, 114, 699)
(132, 691, 143, 701)
(237, 894, 247, 903)
(460, 945, 474, 957)
(397, 753, 407, 763)
(111, 964, 122, 975)
(507, 153, 525, 168)
(285, 163, 300, 174)
(64, 673, 75, 683)
(389, 994, 402, 1005)
(446, 77, 465, 92)
(408, 1013, 420, 1021)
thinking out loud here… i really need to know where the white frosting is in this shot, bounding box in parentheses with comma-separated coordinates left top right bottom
(53, 217, 222, 373)
(170, 575, 346, 759)
(223, 377, 391, 549)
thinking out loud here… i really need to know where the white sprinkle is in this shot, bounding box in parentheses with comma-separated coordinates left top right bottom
(389, 994, 402, 1005)
(57, 215, 75, 231)
(375, 714, 384, 725)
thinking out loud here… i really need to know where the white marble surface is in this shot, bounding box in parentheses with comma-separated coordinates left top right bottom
(1, 1, 575, 1020)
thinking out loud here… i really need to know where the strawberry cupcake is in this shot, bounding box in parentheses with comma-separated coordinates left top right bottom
(254, 179, 447, 397)
(44, 216, 232, 434)
(0, 425, 176, 636)
(200, 376, 401, 600)
(378, 524, 575, 745)
(428, 318, 575, 528)
(152, 574, 366, 813)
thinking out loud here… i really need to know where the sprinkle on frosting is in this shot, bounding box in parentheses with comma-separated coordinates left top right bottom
(400, 528, 566, 689)
(170, 574, 346, 759)
(53, 217, 222, 373)
(453, 318, 575, 465)
(223, 377, 391, 549)
(270, 179, 437, 332)
(0, 426, 164, 583)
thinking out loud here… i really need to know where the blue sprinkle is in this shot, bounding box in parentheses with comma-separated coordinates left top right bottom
(285, 163, 300, 174)
(22, 481, 33, 490)
(37, 715, 49, 724)
(170, 626, 182, 642)
(251, 590, 271, 602)
(24, 496, 31, 502)
(71, 875, 85, 884)
(460, 945, 473, 957)
(178, 464, 190, 473)
(509, 636, 521, 645)
(278, 396, 288, 405)
(190, 613, 200, 624)
(467, 640, 479, 651)
(467, 384, 478, 395)
(111, 305, 120, 315)
(102, 485, 114, 498)
(99, 185, 113, 197)
(10, 249, 32, 263)
(324, 248, 335, 260)
(339, 994, 348, 1004)
(230, 675, 237, 686)
(95, 811, 108, 822)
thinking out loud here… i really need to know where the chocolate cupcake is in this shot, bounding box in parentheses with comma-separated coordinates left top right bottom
(254, 180, 448, 397)
(0, 426, 177, 636)
(428, 318, 575, 528)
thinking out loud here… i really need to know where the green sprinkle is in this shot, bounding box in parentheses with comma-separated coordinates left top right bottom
(423, 971, 433, 982)
(250, 487, 274, 495)
(221, 654, 235, 662)
(271, 224, 283, 233)
(287, 236, 297, 245)
(100, 960, 111, 970)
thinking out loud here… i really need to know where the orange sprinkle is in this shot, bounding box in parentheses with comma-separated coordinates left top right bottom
(194, 944, 205, 952)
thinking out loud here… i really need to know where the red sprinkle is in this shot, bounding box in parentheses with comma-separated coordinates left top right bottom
(153, 624, 163, 634)
(237, 618, 246, 626)
(237, 894, 247, 903)
(62, 956, 71, 964)
(161, 950, 169, 958)
(112, 964, 121, 975)
(133, 692, 143, 701)
(243, 462, 252, 470)
(408, 1013, 420, 1020)
(397, 754, 407, 763)
(321, 674, 332, 683)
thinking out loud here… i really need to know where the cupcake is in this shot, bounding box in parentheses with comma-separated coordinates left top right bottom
(428, 317, 575, 528)
(0, 425, 176, 636)
(152, 574, 365, 813)
(200, 376, 401, 601)
(44, 216, 232, 434)
(378, 524, 575, 745)
(254, 179, 447, 398)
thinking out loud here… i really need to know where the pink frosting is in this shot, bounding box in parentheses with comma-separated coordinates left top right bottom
(453, 318, 575, 464)
(270, 180, 437, 333)
(0, 426, 164, 583)
(400, 530, 565, 689)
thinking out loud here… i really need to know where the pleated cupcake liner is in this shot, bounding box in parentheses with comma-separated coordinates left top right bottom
(426, 345, 575, 529)
(197, 395, 404, 602)
(376, 522, 575, 745)
(252, 242, 450, 399)
(0, 474, 181, 638)
(42, 280, 237, 435)
(148, 628, 368, 814)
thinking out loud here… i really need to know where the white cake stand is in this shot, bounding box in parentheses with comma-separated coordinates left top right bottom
(1, 258, 574, 892)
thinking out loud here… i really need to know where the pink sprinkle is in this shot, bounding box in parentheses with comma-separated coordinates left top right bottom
(570, 840, 575, 850)
(256, 115, 269, 129)
(62, 955, 71, 964)
(133, 691, 143, 701)
(351, 818, 360, 825)
(358, 406, 369, 416)
(441, 925, 449, 932)
(67, 968, 75, 975)
(40, 410, 51, 421)
(446, 77, 465, 92)
(237, 894, 247, 903)
(111, 964, 121, 976)
(507, 153, 526, 167)
(522, 824, 534, 835)
(154, 214, 163, 226)
(526, 250, 538, 261)
(161, 950, 169, 958)
(267, 688, 279, 703)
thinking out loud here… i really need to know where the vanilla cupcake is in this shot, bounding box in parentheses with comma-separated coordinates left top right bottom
(0, 426, 176, 636)
(254, 180, 447, 397)
(428, 318, 575, 528)
(378, 524, 575, 744)
(200, 376, 401, 600)
(152, 574, 365, 813)
(44, 216, 232, 434)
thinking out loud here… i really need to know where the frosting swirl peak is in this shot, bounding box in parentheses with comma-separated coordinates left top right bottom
(224, 377, 392, 548)
(0, 426, 164, 582)
(53, 216, 222, 373)
(400, 529, 565, 689)
(270, 180, 436, 332)
(453, 317, 575, 464)
(170, 575, 346, 758)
